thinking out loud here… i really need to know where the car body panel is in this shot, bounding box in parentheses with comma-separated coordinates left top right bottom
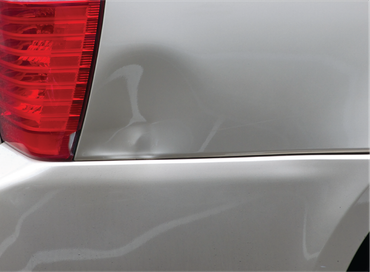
(0, 1, 368, 271)
(0, 144, 368, 270)
(76, 1, 368, 160)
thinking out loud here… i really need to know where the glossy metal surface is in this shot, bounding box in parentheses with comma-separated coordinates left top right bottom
(76, 1, 368, 160)
(0, 144, 368, 271)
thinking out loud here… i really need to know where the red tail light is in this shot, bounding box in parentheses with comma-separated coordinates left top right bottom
(0, 0, 104, 160)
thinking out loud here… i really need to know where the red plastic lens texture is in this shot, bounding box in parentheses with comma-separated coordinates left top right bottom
(0, 0, 101, 160)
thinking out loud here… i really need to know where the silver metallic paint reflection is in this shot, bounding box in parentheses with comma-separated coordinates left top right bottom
(76, 1, 368, 160)
(21, 201, 241, 271)
(0, 144, 368, 271)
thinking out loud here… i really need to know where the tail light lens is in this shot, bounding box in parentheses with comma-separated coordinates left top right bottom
(0, 0, 104, 160)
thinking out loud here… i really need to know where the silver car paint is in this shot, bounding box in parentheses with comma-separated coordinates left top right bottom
(76, 1, 368, 160)
(0, 1, 368, 271)
(0, 144, 368, 271)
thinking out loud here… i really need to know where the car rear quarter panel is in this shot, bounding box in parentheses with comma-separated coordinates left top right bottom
(0, 144, 369, 271)
(76, 1, 368, 160)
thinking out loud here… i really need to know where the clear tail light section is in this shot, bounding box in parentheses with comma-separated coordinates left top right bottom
(0, 0, 104, 160)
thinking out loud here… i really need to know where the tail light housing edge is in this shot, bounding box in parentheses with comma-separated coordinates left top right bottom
(0, 0, 105, 161)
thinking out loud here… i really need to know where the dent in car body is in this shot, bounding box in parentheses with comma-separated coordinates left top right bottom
(76, 1, 368, 160)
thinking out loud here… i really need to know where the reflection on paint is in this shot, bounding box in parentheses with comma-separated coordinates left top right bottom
(0, 191, 58, 259)
(302, 204, 320, 261)
(104, 64, 146, 143)
(77, 46, 366, 160)
(106, 65, 146, 126)
(20, 201, 242, 271)
(198, 117, 224, 152)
